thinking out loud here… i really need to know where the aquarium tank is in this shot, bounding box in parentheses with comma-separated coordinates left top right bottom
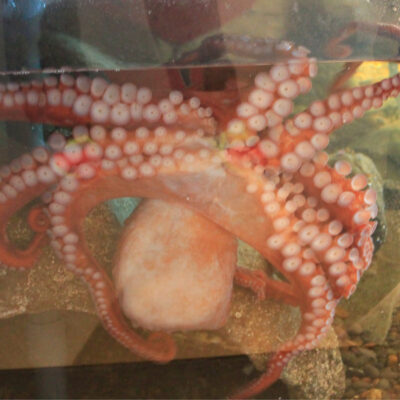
(1, 0, 400, 399)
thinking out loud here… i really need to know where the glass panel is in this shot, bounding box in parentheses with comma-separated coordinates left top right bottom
(1, 0, 400, 73)
(0, 1, 400, 399)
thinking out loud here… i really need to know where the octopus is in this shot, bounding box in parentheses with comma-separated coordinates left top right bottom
(325, 21, 400, 91)
(0, 35, 394, 398)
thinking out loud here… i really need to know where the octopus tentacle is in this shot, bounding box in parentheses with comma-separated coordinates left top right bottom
(232, 146, 377, 397)
(0, 148, 53, 268)
(35, 124, 215, 361)
(329, 61, 363, 92)
(230, 71, 400, 175)
(234, 267, 300, 306)
(50, 179, 177, 362)
(0, 77, 215, 133)
(293, 158, 375, 298)
(232, 275, 334, 399)
(231, 166, 336, 399)
(230, 138, 378, 397)
(325, 21, 400, 60)
(178, 34, 309, 68)
(226, 62, 389, 392)
(228, 73, 392, 396)
(193, 50, 316, 142)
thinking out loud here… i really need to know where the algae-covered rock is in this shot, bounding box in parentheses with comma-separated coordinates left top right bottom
(383, 179, 400, 210)
(341, 209, 400, 344)
(352, 280, 400, 344)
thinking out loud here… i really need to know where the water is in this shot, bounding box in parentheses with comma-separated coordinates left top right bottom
(0, 59, 398, 399)
(1, 1, 400, 399)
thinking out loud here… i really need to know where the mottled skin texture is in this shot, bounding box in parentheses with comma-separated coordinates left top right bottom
(114, 199, 237, 331)
(0, 35, 396, 398)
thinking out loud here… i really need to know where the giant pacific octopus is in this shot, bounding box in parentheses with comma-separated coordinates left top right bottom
(0, 36, 394, 398)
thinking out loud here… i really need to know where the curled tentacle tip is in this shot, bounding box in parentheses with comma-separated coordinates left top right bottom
(147, 332, 177, 364)
(27, 206, 51, 233)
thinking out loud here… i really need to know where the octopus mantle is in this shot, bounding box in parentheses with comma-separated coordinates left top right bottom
(0, 37, 394, 398)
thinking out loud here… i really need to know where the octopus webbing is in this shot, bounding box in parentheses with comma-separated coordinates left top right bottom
(0, 37, 394, 399)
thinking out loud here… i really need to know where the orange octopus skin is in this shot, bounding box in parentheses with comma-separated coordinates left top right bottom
(114, 198, 237, 332)
(0, 35, 394, 398)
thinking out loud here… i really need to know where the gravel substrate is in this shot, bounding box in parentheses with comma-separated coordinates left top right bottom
(335, 306, 400, 399)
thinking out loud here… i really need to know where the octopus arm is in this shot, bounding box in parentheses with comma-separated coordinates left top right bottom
(49, 171, 179, 363)
(0, 125, 221, 361)
(0, 150, 53, 268)
(228, 155, 376, 397)
(192, 50, 317, 141)
(0, 39, 397, 398)
(0, 77, 215, 134)
(325, 21, 400, 60)
(40, 130, 232, 361)
(292, 159, 376, 298)
(233, 70, 400, 179)
(234, 267, 300, 306)
(232, 250, 335, 399)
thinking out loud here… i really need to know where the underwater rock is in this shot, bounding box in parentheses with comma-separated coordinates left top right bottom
(350, 280, 400, 344)
(237, 239, 275, 275)
(383, 179, 400, 210)
(247, 327, 345, 399)
(291, 330, 343, 399)
(0, 203, 121, 369)
(339, 209, 400, 344)
(283, 328, 345, 399)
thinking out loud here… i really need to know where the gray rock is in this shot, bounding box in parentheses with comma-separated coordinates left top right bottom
(353, 380, 371, 390)
(383, 179, 400, 210)
(377, 378, 391, 390)
(345, 388, 357, 398)
(347, 367, 366, 378)
(364, 363, 380, 379)
(358, 347, 378, 361)
(353, 278, 400, 344)
(347, 322, 364, 336)
(342, 351, 359, 367)
(381, 367, 398, 379)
